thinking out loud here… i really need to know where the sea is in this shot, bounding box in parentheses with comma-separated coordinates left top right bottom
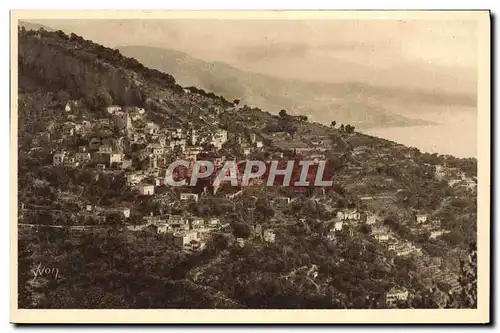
(360, 110, 477, 159)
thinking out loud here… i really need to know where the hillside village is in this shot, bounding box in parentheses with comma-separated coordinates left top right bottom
(17, 27, 478, 309)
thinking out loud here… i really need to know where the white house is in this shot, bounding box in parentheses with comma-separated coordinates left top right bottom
(190, 129, 198, 146)
(385, 287, 409, 306)
(465, 180, 477, 191)
(89, 137, 102, 151)
(215, 129, 228, 142)
(180, 193, 199, 202)
(75, 152, 91, 163)
(211, 130, 228, 150)
(170, 231, 199, 248)
(168, 215, 187, 224)
(147, 143, 164, 156)
(307, 265, 319, 279)
(207, 218, 220, 226)
(387, 241, 398, 251)
(213, 157, 225, 167)
(337, 209, 361, 221)
(157, 223, 172, 234)
(372, 230, 390, 242)
(366, 214, 378, 225)
(190, 217, 205, 229)
(114, 112, 132, 132)
(171, 139, 187, 152)
(53, 152, 65, 166)
(98, 144, 113, 154)
(395, 244, 413, 257)
(334, 221, 343, 231)
(184, 146, 203, 161)
(416, 214, 428, 224)
(167, 127, 184, 137)
(430, 230, 449, 239)
(138, 184, 155, 196)
(106, 105, 122, 114)
(125, 106, 145, 115)
(273, 196, 291, 205)
(64, 100, 78, 112)
(109, 153, 123, 165)
(63, 156, 79, 168)
(263, 230, 276, 243)
(146, 122, 160, 135)
(121, 208, 131, 219)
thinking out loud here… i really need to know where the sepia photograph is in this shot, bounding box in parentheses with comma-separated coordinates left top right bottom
(10, 10, 490, 324)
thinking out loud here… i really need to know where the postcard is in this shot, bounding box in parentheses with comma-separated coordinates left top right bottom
(10, 10, 490, 324)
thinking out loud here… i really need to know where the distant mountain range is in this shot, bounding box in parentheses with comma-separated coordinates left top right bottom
(19, 20, 476, 129)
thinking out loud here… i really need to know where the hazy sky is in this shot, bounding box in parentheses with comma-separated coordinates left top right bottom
(29, 19, 478, 96)
(24, 18, 479, 157)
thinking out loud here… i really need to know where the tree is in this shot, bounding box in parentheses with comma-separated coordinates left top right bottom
(458, 242, 477, 308)
(106, 212, 123, 225)
(360, 224, 371, 235)
(233, 223, 252, 239)
(339, 124, 345, 132)
(209, 234, 230, 253)
(255, 196, 275, 221)
(56, 90, 71, 104)
(279, 109, 288, 119)
(233, 99, 240, 106)
(56, 30, 68, 40)
(330, 121, 336, 128)
(95, 90, 113, 109)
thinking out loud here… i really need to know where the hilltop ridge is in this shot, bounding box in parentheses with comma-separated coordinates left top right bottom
(17, 26, 477, 310)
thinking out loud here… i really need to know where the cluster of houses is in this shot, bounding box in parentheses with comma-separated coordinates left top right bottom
(316, 207, 432, 258)
(39, 99, 467, 296)
(235, 228, 276, 247)
(369, 214, 434, 257)
(83, 205, 131, 219)
(412, 214, 450, 240)
(127, 213, 226, 250)
(50, 103, 242, 192)
(43, 102, 293, 252)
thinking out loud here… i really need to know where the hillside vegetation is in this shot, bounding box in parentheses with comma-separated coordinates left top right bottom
(17, 27, 477, 310)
